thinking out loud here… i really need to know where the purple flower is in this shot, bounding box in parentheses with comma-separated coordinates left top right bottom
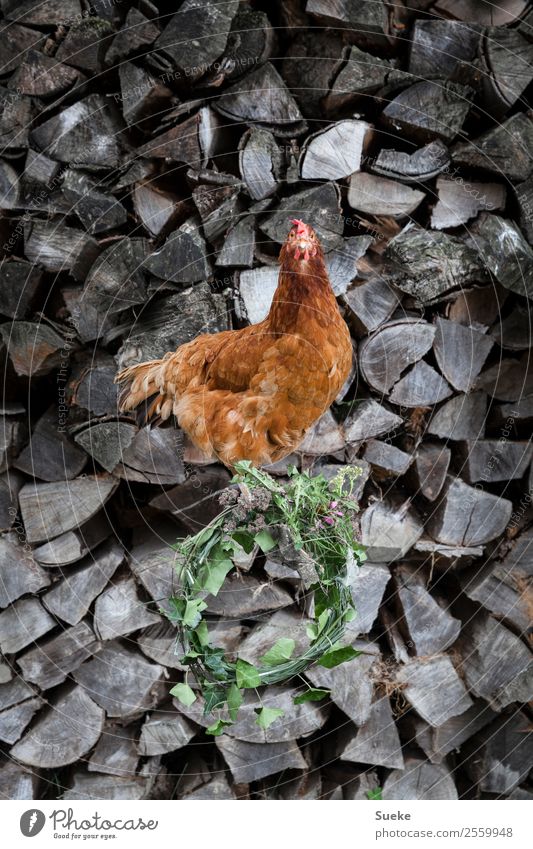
(323, 516, 335, 526)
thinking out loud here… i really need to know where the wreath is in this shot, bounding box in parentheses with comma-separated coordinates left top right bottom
(164, 461, 366, 735)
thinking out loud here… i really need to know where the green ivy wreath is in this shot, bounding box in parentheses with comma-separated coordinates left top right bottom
(164, 461, 366, 735)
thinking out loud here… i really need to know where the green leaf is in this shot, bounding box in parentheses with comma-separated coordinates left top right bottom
(254, 707, 284, 729)
(194, 526, 216, 548)
(318, 645, 361, 669)
(235, 659, 261, 689)
(183, 598, 207, 628)
(194, 620, 210, 647)
(260, 638, 295, 667)
(201, 558, 233, 596)
(231, 531, 255, 554)
(366, 787, 383, 801)
(203, 683, 227, 715)
(254, 529, 277, 553)
(169, 682, 197, 706)
(203, 646, 230, 680)
(306, 622, 318, 640)
(293, 688, 330, 704)
(227, 683, 242, 722)
(343, 606, 357, 623)
(316, 608, 331, 635)
(206, 719, 233, 737)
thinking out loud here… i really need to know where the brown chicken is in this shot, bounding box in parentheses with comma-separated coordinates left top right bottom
(115, 220, 352, 468)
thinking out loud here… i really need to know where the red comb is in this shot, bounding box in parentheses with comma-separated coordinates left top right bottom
(290, 218, 308, 236)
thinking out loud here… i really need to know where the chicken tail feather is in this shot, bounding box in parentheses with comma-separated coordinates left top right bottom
(115, 359, 171, 425)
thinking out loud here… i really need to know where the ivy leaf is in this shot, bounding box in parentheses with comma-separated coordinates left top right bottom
(236, 659, 261, 689)
(343, 606, 357, 623)
(194, 620, 210, 647)
(318, 645, 361, 669)
(260, 638, 295, 667)
(366, 788, 383, 801)
(227, 683, 242, 722)
(169, 683, 197, 706)
(183, 598, 207, 628)
(254, 529, 277, 553)
(254, 707, 285, 729)
(231, 531, 255, 554)
(293, 688, 330, 704)
(206, 719, 233, 737)
(201, 558, 233, 596)
(203, 646, 229, 680)
(306, 622, 318, 640)
(203, 683, 227, 715)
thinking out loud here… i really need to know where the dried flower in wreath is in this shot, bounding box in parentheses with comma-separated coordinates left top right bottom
(163, 461, 366, 735)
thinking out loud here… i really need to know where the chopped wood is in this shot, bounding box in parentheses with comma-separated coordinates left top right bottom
(408, 19, 481, 78)
(325, 44, 405, 112)
(24, 219, 101, 281)
(298, 410, 345, 456)
(238, 610, 309, 667)
(137, 621, 187, 670)
(115, 428, 186, 485)
(412, 443, 451, 502)
(346, 562, 390, 637)
(155, 0, 238, 79)
(138, 711, 196, 756)
(0, 597, 55, 655)
(215, 63, 305, 135)
(469, 213, 533, 300)
(0, 321, 68, 378)
(491, 304, 533, 351)
(481, 29, 533, 114)
(62, 170, 128, 235)
(0, 534, 50, 608)
(431, 176, 506, 229)
(259, 182, 343, 251)
(88, 725, 140, 777)
(389, 361, 452, 407)
(11, 685, 105, 768)
(74, 421, 137, 474)
(428, 392, 487, 440)
(149, 466, 230, 531)
(339, 696, 404, 769)
(433, 316, 494, 392)
(43, 539, 123, 626)
(372, 140, 451, 184)
(476, 356, 533, 402)
(383, 81, 472, 143)
(0, 760, 40, 800)
(299, 120, 372, 180)
(460, 440, 533, 484)
(237, 267, 278, 324)
(463, 712, 533, 795)
(307, 643, 379, 726)
(216, 217, 255, 268)
(428, 476, 513, 546)
(73, 641, 166, 719)
(343, 276, 400, 335)
(14, 406, 87, 481)
(239, 129, 283, 200)
(359, 318, 436, 395)
(383, 758, 458, 800)
(458, 614, 533, 710)
(348, 173, 425, 219)
(460, 557, 532, 635)
(62, 770, 151, 801)
(433, 0, 528, 26)
(19, 475, 118, 544)
(0, 260, 42, 319)
(361, 499, 424, 561)
(33, 513, 112, 567)
(106, 8, 160, 66)
(17, 620, 101, 689)
(216, 736, 306, 784)
(515, 177, 533, 242)
(94, 576, 161, 640)
(205, 573, 293, 619)
(0, 696, 44, 745)
(396, 656, 473, 726)
(344, 399, 403, 444)
(394, 565, 461, 654)
(452, 112, 533, 182)
(363, 440, 412, 476)
(410, 700, 497, 764)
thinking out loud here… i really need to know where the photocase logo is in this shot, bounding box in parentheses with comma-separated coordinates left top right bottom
(20, 810, 46, 837)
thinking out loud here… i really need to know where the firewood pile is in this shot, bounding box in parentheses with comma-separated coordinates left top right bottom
(1, 0, 532, 801)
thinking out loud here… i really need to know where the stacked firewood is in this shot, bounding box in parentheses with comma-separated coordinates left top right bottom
(0, 0, 532, 801)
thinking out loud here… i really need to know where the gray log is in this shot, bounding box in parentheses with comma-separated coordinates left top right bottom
(88, 724, 140, 777)
(388, 361, 452, 408)
(340, 696, 404, 769)
(14, 407, 87, 482)
(428, 392, 487, 440)
(433, 317, 494, 392)
(348, 172, 425, 218)
(33, 513, 112, 567)
(307, 642, 379, 726)
(0, 597, 55, 654)
(383, 758, 458, 800)
(0, 696, 44, 745)
(216, 736, 306, 783)
(397, 655, 473, 727)
(0, 534, 50, 608)
(394, 565, 461, 655)
(0, 760, 40, 800)
(427, 476, 513, 546)
(17, 620, 100, 689)
(343, 277, 400, 334)
(364, 440, 412, 476)
(410, 700, 497, 764)
(361, 499, 423, 562)
(94, 576, 162, 640)
(452, 112, 533, 182)
(460, 440, 533, 483)
(344, 399, 403, 444)
(300, 120, 372, 180)
(412, 443, 451, 501)
(431, 176, 506, 229)
(372, 140, 450, 184)
(138, 711, 196, 756)
(359, 318, 436, 394)
(383, 81, 472, 143)
(464, 711, 533, 795)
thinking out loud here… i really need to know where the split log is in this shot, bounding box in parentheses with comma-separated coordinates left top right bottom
(0, 696, 44, 745)
(0, 534, 50, 608)
(138, 711, 196, 756)
(118, 62, 174, 128)
(396, 656, 473, 726)
(145, 220, 211, 284)
(428, 392, 487, 440)
(94, 576, 162, 640)
(43, 539, 123, 626)
(216, 217, 255, 268)
(71, 354, 120, 416)
(460, 440, 533, 484)
(325, 236, 372, 296)
(237, 267, 278, 324)
(389, 361, 452, 407)
(408, 19, 481, 78)
(515, 177, 533, 243)
(386, 225, 487, 305)
(394, 565, 461, 654)
(307, 643, 379, 726)
(88, 725, 140, 777)
(433, 316, 494, 392)
(215, 63, 305, 136)
(363, 440, 412, 476)
(216, 736, 306, 784)
(383, 758, 458, 800)
(73, 641, 166, 719)
(63, 771, 151, 801)
(344, 398, 403, 445)
(114, 428, 186, 486)
(463, 712, 533, 795)
(342, 276, 400, 334)
(18, 474, 118, 544)
(17, 620, 101, 689)
(137, 107, 223, 165)
(259, 182, 344, 251)
(382, 81, 472, 143)
(0, 597, 55, 655)
(24, 219, 101, 281)
(0, 412, 26, 473)
(430, 176, 506, 229)
(62, 170, 128, 235)
(192, 182, 241, 243)
(0, 678, 38, 712)
(428, 476, 512, 546)
(14, 407, 87, 481)
(0, 760, 40, 800)
(133, 183, 187, 238)
(447, 285, 506, 330)
(0, 22, 47, 74)
(0, 260, 43, 319)
(298, 410, 345, 456)
(348, 173, 425, 219)
(0, 86, 32, 152)
(299, 120, 372, 181)
(339, 696, 404, 769)
(129, 529, 181, 608)
(281, 31, 345, 117)
(205, 573, 293, 619)
(239, 129, 283, 200)
(359, 318, 436, 394)
(361, 499, 423, 561)
(238, 610, 309, 667)
(9, 49, 84, 98)
(460, 554, 532, 635)
(325, 44, 406, 112)
(491, 304, 533, 351)
(149, 466, 230, 531)
(30, 94, 124, 168)
(372, 140, 450, 183)
(32, 513, 113, 567)
(469, 213, 533, 300)
(476, 356, 533, 402)
(433, 0, 528, 26)
(0, 321, 67, 377)
(137, 621, 188, 670)
(480, 29, 533, 114)
(74, 421, 138, 474)
(106, 8, 160, 66)
(410, 700, 497, 764)
(155, 0, 238, 80)
(55, 17, 115, 73)
(346, 562, 390, 636)
(451, 112, 533, 182)
(11, 685, 105, 768)
(305, 0, 390, 43)
(412, 443, 451, 502)
(458, 614, 533, 710)
(0, 470, 24, 532)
